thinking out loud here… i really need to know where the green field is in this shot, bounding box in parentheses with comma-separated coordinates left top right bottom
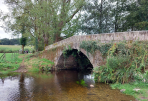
(0, 45, 34, 53)
(0, 53, 19, 61)
(0, 53, 23, 74)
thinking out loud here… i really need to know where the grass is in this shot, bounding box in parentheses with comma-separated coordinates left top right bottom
(0, 52, 54, 74)
(0, 53, 23, 74)
(111, 82, 148, 101)
(0, 45, 34, 53)
(22, 54, 54, 72)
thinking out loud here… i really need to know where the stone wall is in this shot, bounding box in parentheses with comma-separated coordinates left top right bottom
(45, 31, 148, 50)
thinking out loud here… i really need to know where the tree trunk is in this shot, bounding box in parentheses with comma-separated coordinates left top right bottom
(54, 33, 62, 43)
(43, 34, 49, 50)
(55, 34, 59, 42)
(22, 45, 24, 54)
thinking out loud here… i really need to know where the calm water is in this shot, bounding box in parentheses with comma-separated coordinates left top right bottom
(0, 70, 135, 101)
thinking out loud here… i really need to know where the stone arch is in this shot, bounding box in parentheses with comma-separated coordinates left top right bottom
(52, 43, 104, 70)
(54, 43, 96, 69)
(55, 48, 93, 70)
(41, 43, 104, 70)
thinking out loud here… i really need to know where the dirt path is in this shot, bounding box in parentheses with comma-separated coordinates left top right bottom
(14, 58, 27, 72)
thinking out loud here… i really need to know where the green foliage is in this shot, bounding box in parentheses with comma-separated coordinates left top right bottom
(80, 41, 98, 55)
(94, 41, 148, 84)
(98, 43, 112, 56)
(80, 41, 112, 57)
(111, 81, 148, 100)
(133, 71, 148, 83)
(2, 0, 85, 50)
(41, 58, 54, 65)
(38, 42, 44, 51)
(40, 66, 51, 71)
(80, 0, 112, 34)
(0, 38, 20, 45)
(0, 53, 22, 74)
(97, 55, 132, 83)
(93, 67, 100, 82)
(80, 0, 148, 33)
(76, 79, 87, 86)
(93, 67, 99, 73)
(125, 0, 148, 30)
(68, 45, 72, 51)
(20, 37, 27, 46)
(27, 57, 54, 73)
(29, 67, 40, 72)
(62, 45, 72, 58)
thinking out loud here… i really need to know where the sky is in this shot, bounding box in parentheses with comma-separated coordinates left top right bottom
(0, 0, 13, 39)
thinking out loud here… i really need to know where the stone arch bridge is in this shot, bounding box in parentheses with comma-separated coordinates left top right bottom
(40, 31, 148, 70)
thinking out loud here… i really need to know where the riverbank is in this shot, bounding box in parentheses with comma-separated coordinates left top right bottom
(22, 54, 54, 72)
(0, 53, 22, 74)
(111, 81, 148, 101)
(0, 53, 54, 74)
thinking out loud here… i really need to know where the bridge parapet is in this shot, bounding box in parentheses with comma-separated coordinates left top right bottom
(45, 31, 148, 50)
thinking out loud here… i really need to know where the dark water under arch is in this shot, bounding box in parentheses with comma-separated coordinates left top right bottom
(56, 49, 93, 70)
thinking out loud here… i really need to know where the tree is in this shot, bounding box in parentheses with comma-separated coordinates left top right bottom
(1, 0, 85, 52)
(80, 0, 110, 34)
(0, 38, 10, 45)
(20, 37, 27, 54)
(80, 0, 135, 34)
(110, 0, 129, 32)
(20, 24, 27, 54)
(35, 0, 85, 43)
(125, 0, 148, 30)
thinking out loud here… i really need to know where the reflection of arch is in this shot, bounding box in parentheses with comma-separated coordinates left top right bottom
(56, 47, 94, 70)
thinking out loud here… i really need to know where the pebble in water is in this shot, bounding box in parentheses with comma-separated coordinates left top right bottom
(90, 84, 94, 88)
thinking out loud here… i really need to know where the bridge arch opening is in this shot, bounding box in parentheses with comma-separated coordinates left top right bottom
(56, 49, 93, 70)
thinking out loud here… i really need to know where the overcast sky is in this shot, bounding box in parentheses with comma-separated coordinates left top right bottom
(0, 0, 13, 39)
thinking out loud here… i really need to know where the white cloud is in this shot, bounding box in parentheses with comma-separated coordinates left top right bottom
(0, 27, 12, 39)
(0, 0, 9, 13)
(0, 0, 12, 39)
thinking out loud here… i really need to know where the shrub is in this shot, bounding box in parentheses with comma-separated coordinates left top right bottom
(80, 41, 98, 55)
(94, 41, 148, 83)
(98, 43, 112, 56)
(133, 71, 148, 83)
(80, 41, 112, 57)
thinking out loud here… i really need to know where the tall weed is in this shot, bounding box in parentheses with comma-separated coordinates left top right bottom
(95, 41, 148, 83)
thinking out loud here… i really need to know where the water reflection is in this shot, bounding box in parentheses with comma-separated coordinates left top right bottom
(0, 70, 135, 101)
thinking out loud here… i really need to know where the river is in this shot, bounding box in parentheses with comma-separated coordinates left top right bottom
(0, 70, 135, 101)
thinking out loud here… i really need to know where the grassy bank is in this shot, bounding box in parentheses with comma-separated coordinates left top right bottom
(0, 53, 23, 74)
(111, 81, 148, 101)
(110, 70, 148, 101)
(0, 53, 54, 74)
(19, 53, 54, 72)
(0, 45, 34, 53)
